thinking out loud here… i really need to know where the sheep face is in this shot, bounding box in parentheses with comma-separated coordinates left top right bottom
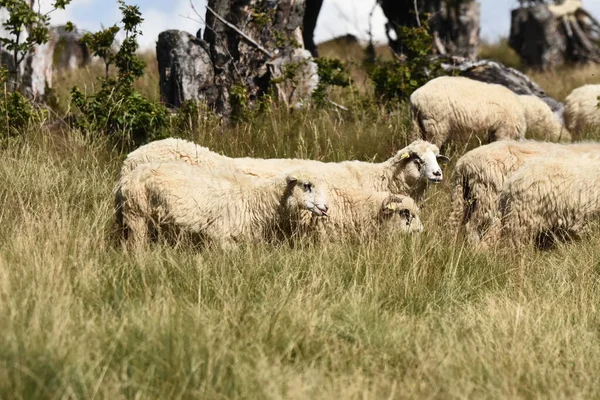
(379, 196, 424, 234)
(397, 150, 448, 185)
(285, 175, 329, 217)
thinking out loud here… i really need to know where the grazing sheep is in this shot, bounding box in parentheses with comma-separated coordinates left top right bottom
(518, 95, 571, 142)
(304, 188, 424, 241)
(564, 84, 600, 139)
(409, 76, 527, 148)
(121, 138, 449, 201)
(449, 140, 600, 244)
(115, 161, 329, 249)
(494, 153, 600, 249)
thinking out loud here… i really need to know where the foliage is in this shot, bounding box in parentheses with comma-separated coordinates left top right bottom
(70, 0, 167, 148)
(80, 25, 120, 78)
(4, 35, 600, 398)
(312, 57, 351, 107)
(369, 19, 444, 103)
(0, 0, 71, 89)
(0, 66, 40, 136)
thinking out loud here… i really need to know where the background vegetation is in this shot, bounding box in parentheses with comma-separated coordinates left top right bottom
(2, 33, 600, 399)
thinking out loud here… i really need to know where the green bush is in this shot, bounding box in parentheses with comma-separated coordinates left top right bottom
(0, 67, 43, 137)
(70, 0, 167, 148)
(369, 20, 443, 103)
(312, 57, 351, 108)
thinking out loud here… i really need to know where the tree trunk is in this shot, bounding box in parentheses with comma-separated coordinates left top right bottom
(157, 0, 318, 117)
(302, 0, 323, 57)
(0, 5, 90, 100)
(509, 0, 600, 68)
(377, 0, 481, 60)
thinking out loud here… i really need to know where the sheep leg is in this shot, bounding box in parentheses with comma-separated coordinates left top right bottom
(124, 214, 149, 249)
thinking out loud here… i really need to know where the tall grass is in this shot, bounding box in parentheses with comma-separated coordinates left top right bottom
(2, 40, 600, 399)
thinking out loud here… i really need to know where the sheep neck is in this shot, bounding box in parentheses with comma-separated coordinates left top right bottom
(381, 158, 414, 196)
(244, 179, 291, 233)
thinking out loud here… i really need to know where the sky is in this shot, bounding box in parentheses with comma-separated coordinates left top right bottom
(38, 0, 600, 49)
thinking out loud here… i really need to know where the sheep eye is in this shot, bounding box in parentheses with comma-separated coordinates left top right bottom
(303, 183, 312, 191)
(401, 209, 411, 220)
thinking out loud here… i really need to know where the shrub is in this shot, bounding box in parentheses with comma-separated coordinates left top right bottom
(312, 57, 351, 108)
(0, 0, 72, 91)
(369, 19, 444, 104)
(70, 0, 167, 148)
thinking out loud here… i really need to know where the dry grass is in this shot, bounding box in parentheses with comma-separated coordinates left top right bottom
(478, 38, 522, 70)
(3, 40, 600, 399)
(528, 63, 600, 101)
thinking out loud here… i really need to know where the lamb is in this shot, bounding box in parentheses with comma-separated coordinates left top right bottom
(303, 188, 424, 241)
(409, 76, 527, 149)
(449, 140, 600, 244)
(114, 161, 329, 249)
(564, 84, 600, 139)
(518, 95, 571, 142)
(493, 152, 600, 249)
(120, 138, 449, 202)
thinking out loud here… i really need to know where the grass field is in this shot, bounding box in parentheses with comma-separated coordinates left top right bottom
(3, 40, 600, 399)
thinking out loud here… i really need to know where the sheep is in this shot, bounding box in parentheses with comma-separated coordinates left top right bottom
(302, 188, 424, 241)
(518, 94, 571, 142)
(114, 161, 329, 249)
(493, 152, 600, 249)
(120, 138, 450, 202)
(564, 84, 600, 139)
(449, 140, 600, 244)
(409, 76, 527, 149)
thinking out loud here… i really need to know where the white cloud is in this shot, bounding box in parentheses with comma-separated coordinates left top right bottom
(39, 0, 93, 26)
(314, 0, 387, 44)
(138, 0, 206, 49)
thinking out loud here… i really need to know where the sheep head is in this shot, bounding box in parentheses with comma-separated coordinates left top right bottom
(392, 140, 449, 185)
(379, 195, 424, 234)
(284, 172, 329, 217)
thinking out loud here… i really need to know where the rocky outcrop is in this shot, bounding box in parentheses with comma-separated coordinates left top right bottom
(156, 30, 215, 108)
(156, 0, 319, 116)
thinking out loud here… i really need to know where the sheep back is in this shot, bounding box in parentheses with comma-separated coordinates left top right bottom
(410, 76, 526, 148)
(564, 84, 600, 139)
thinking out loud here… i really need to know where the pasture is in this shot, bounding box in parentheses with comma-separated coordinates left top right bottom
(2, 44, 600, 399)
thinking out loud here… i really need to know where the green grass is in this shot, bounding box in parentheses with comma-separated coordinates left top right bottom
(3, 41, 600, 399)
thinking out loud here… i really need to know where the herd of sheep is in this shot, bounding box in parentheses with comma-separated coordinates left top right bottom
(114, 76, 600, 251)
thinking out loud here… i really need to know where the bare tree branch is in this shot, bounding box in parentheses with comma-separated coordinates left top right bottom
(205, 5, 273, 58)
(414, 0, 421, 27)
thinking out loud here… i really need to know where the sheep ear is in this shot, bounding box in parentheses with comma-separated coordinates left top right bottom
(394, 152, 411, 164)
(382, 198, 401, 214)
(286, 175, 298, 184)
(436, 154, 450, 163)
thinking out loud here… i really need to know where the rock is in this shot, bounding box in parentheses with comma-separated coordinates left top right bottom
(157, 0, 318, 117)
(156, 30, 215, 109)
(509, 1, 600, 68)
(50, 25, 91, 71)
(0, 12, 90, 100)
(267, 48, 319, 108)
(378, 0, 481, 60)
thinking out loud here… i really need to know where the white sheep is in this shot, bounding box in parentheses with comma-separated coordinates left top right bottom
(449, 140, 600, 244)
(303, 188, 424, 241)
(409, 76, 527, 148)
(518, 94, 571, 142)
(120, 138, 449, 202)
(494, 152, 600, 249)
(564, 84, 600, 139)
(114, 161, 329, 249)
